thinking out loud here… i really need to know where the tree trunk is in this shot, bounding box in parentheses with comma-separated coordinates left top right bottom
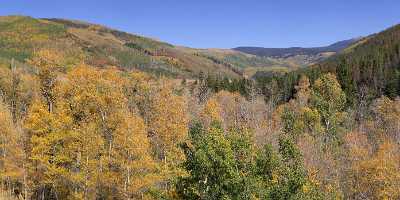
(23, 163, 28, 200)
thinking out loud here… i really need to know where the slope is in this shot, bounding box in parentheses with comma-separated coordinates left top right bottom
(0, 15, 299, 79)
(234, 38, 360, 71)
(258, 23, 400, 103)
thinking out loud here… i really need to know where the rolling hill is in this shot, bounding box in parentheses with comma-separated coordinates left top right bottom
(233, 38, 360, 71)
(0, 15, 351, 79)
(0, 16, 238, 78)
(0, 15, 294, 78)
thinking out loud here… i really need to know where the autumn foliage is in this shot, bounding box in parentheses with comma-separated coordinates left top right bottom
(0, 50, 399, 200)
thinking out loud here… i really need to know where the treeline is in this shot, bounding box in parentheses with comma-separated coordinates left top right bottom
(197, 72, 297, 106)
(194, 72, 257, 99)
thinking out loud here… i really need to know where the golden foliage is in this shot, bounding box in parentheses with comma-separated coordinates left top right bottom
(147, 81, 189, 164)
(0, 101, 24, 183)
(199, 98, 222, 126)
(350, 141, 400, 199)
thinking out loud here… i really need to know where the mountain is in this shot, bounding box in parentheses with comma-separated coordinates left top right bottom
(233, 38, 360, 71)
(233, 38, 360, 58)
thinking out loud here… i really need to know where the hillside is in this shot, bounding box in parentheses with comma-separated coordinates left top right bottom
(0, 15, 310, 78)
(255, 23, 400, 103)
(0, 16, 237, 77)
(1, 15, 358, 79)
(313, 24, 400, 100)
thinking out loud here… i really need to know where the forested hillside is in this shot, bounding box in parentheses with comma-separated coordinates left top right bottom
(254, 24, 400, 104)
(314, 24, 400, 100)
(0, 16, 237, 78)
(0, 15, 310, 79)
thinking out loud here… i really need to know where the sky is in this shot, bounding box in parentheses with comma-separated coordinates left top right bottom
(1, 0, 399, 48)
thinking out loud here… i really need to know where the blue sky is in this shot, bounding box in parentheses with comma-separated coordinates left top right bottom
(1, 0, 399, 48)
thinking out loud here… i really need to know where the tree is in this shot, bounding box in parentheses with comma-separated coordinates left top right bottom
(146, 81, 189, 166)
(349, 141, 400, 199)
(23, 64, 164, 199)
(0, 60, 37, 121)
(310, 73, 347, 143)
(199, 97, 223, 127)
(278, 75, 323, 141)
(176, 122, 258, 199)
(295, 75, 311, 107)
(371, 96, 400, 143)
(27, 49, 65, 113)
(177, 121, 324, 200)
(208, 91, 252, 132)
(113, 113, 159, 199)
(24, 99, 74, 199)
(60, 65, 163, 199)
(0, 101, 25, 197)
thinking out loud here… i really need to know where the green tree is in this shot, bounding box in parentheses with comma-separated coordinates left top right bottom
(176, 122, 324, 200)
(310, 73, 347, 144)
(176, 122, 258, 199)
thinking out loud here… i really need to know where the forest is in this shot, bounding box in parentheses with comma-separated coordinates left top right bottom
(0, 41, 399, 200)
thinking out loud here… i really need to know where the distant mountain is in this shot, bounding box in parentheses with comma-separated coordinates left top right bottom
(233, 38, 361, 58)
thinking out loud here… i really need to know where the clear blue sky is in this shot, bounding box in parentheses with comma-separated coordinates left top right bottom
(1, 0, 399, 48)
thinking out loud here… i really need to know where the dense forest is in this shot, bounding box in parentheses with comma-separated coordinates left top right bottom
(0, 15, 399, 200)
(253, 24, 400, 104)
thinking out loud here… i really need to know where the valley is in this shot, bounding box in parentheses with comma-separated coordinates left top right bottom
(0, 12, 399, 200)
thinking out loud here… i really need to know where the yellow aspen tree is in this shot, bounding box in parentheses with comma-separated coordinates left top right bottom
(0, 61, 38, 121)
(124, 71, 154, 115)
(58, 65, 126, 198)
(310, 73, 347, 139)
(147, 81, 189, 166)
(24, 99, 74, 199)
(58, 65, 160, 198)
(295, 75, 311, 107)
(199, 98, 223, 127)
(0, 101, 25, 196)
(371, 96, 400, 142)
(65, 121, 104, 200)
(113, 112, 159, 199)
(351, 141, 400, 199)
(27, 49, 64, 113)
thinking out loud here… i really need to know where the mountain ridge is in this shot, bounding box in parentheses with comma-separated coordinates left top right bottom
(233, 38, 361, 58)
